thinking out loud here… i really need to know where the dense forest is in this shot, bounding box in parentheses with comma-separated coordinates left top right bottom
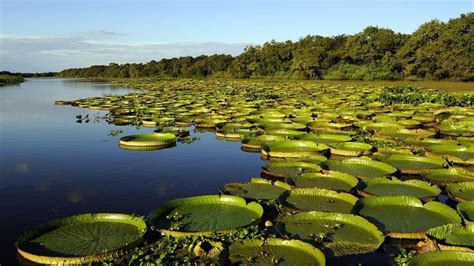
(59, 13, 472, 81)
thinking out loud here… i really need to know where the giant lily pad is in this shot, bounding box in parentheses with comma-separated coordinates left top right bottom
(408, 251, 474, 266)
(422, 168, 474, 186)
(277, 211, 384, 256)
(447, 182, 474, 202)
(241, 134, 285, 151)
(290, 171, 358, 192)
(223, 178, 291, 200)
(297, 133, 352, 144)
(16, 213, 146, 264)
(228, 238, 325, 266)
(427, 224, 474, 248)
(148, 195, 263, 236)
(356, 196, 461, 238)
(426, 145, 474, 165)
(321, 157, 397, 178)
(262, 140, 329, 158)
(379, 154, 446, 174)
(284, 187, 358, 213)
(119, 132, 176, 148)
(458, 201, 474, 224)
(262, 161, 322, 179)
(358, 177, 441, 200)
(328, 142, 374, 157)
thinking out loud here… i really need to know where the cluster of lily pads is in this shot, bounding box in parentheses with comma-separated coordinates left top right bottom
(20, 79, 474, 265)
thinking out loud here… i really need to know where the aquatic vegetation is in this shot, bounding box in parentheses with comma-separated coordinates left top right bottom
(33, 79, 474, 264)
(407, 251, 474, 266)
(356, 196, 461, 238)
(148, 195, 263, 236)
(277, 211, 384, 256)
(16, 213, 146, 264)
(228, 238, 325, 266)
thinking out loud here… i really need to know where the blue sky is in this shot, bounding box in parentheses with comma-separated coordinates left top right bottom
(1, 0, 472, 72)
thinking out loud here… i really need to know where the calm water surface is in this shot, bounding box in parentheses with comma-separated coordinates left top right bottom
(0, 78, 262, 264)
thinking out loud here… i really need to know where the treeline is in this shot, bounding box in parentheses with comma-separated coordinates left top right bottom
(0, 71, 57, 78)
(0, 71, 25, 85)
(59, 13, 473, 81)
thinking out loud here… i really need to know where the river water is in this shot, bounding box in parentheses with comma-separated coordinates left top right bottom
(0, 78, 262, 264)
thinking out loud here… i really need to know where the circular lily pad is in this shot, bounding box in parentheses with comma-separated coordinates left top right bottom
(457, 201, 474, 224)
(277, 211, 384, 256)
(321, 157, 397, 178)
(241, 134, 285, 150)
(148, 195, 263, 236)
(284, 187, 358, 213)
(16, 213, 147, 264)
(358, 177, 441, 200)
(408, 250, 474, 266)
(261, 161, 322, 179)
(356, 196, 461, 238)
(426, 145, 474, 165)
(426, 224, 474, 248)
(297, 133, 352, 144)
(290, 171, 358, 192)
(379, 154, 446, 174)
(119, 132, 176, 148)
(421, 168, 474, 186)
(262, 140, 329, 158)
(223, 178, 291, 200)
(329, 142, 373, 157)
(228, 238, 325, 266)
(447, 182, 474, 202)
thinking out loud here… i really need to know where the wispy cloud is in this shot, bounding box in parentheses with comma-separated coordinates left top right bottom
(0, 31, 249, 72)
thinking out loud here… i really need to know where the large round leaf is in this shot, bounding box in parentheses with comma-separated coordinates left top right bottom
(285, 188, 358, 213)
(427, 224, 474, 248)
(359, 177, 441, 200)
(16, 213, 146, 264)
(297, 133, 352, 144)
(422, 168, 474, 185)
(290, 171, 358, 192)
(228, 238, 325, 266)
(241, 134, 285, 150)
(277, 211, 384, 256)
(262, 140, 329, 158)
(457, 201, 474, 223)
(447, 182, 474, 202)
(356, 196, 461, 238)
(119, 132, 176, 148)
(223, 178, 291, 200)
(408, 251, 474, 266)
(262, 161, 322, 179)
(328, 142, 373, 157)
(321, 157, 397, 178)
(379, 154, 446, 174)
(426, 145, 474, 165)
(148, 195, 263, 236)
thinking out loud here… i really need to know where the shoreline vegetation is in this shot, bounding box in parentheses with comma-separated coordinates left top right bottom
(58, 13, 472, 82)
(0, 73, 24, 86)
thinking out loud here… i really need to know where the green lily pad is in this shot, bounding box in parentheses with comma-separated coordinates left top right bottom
(285, 187, 358, 213)
(277, 211, 384, 256)
(426, 145, 474, 165)
(422, 168, 474, 185)
(262, 161, 322, 179)
(223, 178, 291, 200)
(16, 213, 146, 264)
(241, 134, 285, 150)
(356, 196, 461, 238)
(427, 224, 474, 248)
(228, 238, 325, 266)
(119, 132, 176, 148)
(408, 251, 474, 266)
(321, 157, 397, 178)
(359, 177, 441, 200)
(148, 195, 263, 236)
(447, 182, 474, 202)
(262, 140, 329, 158)
(290, 171, 358, 192)
(297, 133, 352, 144)
(329, 142, 374, 156)
(458, 201, 474, 223)
(379, 154, 446, 174)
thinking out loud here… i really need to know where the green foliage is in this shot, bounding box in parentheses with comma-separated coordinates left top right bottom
(57, 13, 473, 81)
(0, 73, 24, 85)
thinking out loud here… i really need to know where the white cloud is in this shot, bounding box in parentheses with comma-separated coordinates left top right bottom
(0, 31, 249, 72)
